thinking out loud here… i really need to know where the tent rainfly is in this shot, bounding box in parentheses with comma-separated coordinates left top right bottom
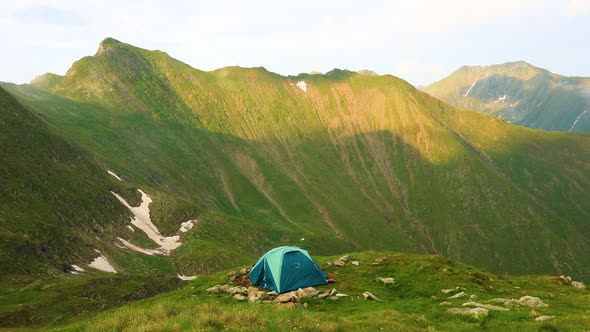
(248, 246, 328, 293)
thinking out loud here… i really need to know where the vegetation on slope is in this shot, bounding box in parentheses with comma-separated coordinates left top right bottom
(3, 38, 590, 281)
(50, 252, 590, 331)
(425, 61, 590, 132)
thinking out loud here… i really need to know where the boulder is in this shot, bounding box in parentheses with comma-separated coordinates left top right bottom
(233, 294, 247, 301)
(518, 296, 548, 308)
(206, 285, 221, 293)
(273, 291, 297, 303)
(556, 275, 572, 285)
(296, 287, 319, 299)
(447, 307, 489, 318)
(448, 291, 466, 299)
(377, 277, 395, 284)
(363, 291, 381, 301)
(469, 294, 478, 301)
(351, 261, 360, 266)
(248, 296, 260, 303)
(339, 255, 350, 262)
(572, 281, 586, 289)
(439, 301, 452, 306)
(535, 315, 555, 321)
(247, 286, 260, 295)
(333, 260, 346, 266)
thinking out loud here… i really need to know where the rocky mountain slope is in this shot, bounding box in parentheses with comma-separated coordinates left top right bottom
(2, 39, 590, 282)
(425, 61, 590, 132)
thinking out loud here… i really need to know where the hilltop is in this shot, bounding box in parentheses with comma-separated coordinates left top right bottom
(425, 61, 590, 132)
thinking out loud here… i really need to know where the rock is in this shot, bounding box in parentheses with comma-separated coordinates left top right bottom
(247, 286, 259, 294)
(469, 294, 478, 301)
(448, 291, 466, 299)
(530, 309, 540, 318)
(296, 287, 319, 299)
(333, 260, 346, 266)
(518, 296, 548, 308)
(267, 291, 278, 297)
(233, 294, 247, 301)
(273, 291, 297, 303)
(206, 285, 220, 293)
(240, 267, 251, 274)
(447, 307, 489, 318)
(230, 286, 248, 296)
(329, 288, 338, 296)
(535, 315, 555, 321)
(248, 296, 260, 303)
(335, 293, 349, 297)
(441, 288, 455, 294)
(431, 296, 439, 300)
(572, 281, 586, 289)
(219, 284, 231, 293)
(377, 277, 395, 284)
(363, 291, 381, 301)
(326, 261, 332, 266)
(488, 298, 518, 305)
(303, 302, 308, 308)
(372, 258, 383, 265)
(556, 275, 572, 285)
(439, 301, 452, 306)
(339, 255, 350, 262)
(352, 261, 360, 266)
(461, 302, 509, 311)
(318, 293, 330, 299)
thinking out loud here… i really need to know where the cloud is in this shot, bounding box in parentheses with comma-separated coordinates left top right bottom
(565, 0, 590, 16)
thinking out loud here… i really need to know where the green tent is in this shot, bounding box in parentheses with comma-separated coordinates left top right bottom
(248, 246, 328, 293)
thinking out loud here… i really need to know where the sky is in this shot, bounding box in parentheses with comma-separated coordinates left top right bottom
(1, 0, 589, 86)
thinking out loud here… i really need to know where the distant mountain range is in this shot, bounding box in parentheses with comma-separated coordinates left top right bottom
(425, 61, 590, 132)
(1, 39, 590, 285)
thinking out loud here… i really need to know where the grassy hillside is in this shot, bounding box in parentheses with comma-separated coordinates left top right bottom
(425, 61, 590, 132)
(45, 251, 590, 331)
(3, 38, 590, 282)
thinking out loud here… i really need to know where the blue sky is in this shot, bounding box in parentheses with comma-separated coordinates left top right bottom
(1, 0, 589, 86)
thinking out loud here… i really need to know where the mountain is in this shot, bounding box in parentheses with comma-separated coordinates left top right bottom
(2, 38, 590, 283)
(425, 61, 590, 132)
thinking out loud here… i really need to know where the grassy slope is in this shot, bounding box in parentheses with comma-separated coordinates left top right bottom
(50, 251, 590, 331)
(0, 86, 140, 279)
(424, 61, 590, 132)
(4, 39, 590, 281)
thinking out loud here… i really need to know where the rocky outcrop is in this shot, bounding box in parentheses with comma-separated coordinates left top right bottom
(447, 307, 489, 318)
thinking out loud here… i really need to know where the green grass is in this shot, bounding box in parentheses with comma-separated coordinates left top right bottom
(45, 251, 590, 331)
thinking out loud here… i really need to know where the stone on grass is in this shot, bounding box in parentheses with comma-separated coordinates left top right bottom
(448, 291, 466, 299)
(461, 302, 509, 311)
(352, 261, 360, 266)
(572, 281, 586, 289)
(469, 294, 478, 301)
(363, 291, 381, 301)
(518, 296, 548, 308)
(439, 301, 452, 306)
(447, 307, 489, 318)
(296, 287, 319, 299)
(335, 293, 349, 297)
(535, 315, 555, 321)
(329, 288, 338, 296)
(333, 260, 346, 266)
(372, 258, 383, 265)
(233, 294, 247, 301)
(377, 277, 395, 284)
(274, 291, 297, 303)
(328, 296, 340, 301)
(339, 255, 350, 262)
(206, 285, 221, 293)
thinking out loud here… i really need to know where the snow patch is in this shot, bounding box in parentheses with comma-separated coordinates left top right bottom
(71, 264, 85, 272)
(296, 81, 307, 92)
(494, 94, 507, 103)
(118, 237, 161, 255)
(464, 81, 476, 97)
(107, 170, 123, 181)
(126, 225, 135, 232)
(89, 251, 117, 273)
(180, 220, 196, 233)
(178, 274, 197, 281)
(111, 189, 181, 255)
(569, 108, 589, 132)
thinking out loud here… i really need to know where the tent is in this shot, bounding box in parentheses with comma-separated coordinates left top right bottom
(248, 246, 328, 293)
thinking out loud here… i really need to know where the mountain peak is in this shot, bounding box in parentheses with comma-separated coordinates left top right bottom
(96, 37, 123, 55)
